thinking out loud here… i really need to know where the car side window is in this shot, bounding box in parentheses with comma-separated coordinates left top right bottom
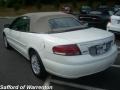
(10, 16, 30, 32)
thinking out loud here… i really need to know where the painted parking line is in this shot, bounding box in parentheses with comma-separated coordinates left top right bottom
(112, 65, 120, 68)
(50, 79, 106, 90)
(42, 76, 51, 90)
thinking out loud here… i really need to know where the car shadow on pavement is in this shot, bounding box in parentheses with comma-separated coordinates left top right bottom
(50, 67, 120, 90)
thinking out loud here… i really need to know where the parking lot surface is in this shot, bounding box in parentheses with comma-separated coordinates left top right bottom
(0, 18, 120, 90)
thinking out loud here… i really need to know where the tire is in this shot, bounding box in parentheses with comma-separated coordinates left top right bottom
(3, 35, 11, 49)
(30, 51, 47, 79)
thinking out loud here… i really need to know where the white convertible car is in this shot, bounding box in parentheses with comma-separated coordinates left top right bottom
(3, 12, 117, 78)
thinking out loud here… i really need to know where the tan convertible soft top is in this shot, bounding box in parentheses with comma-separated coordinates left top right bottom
(22, 12, 75, 33)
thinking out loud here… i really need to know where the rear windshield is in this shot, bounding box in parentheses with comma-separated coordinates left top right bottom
(49, 17, 87, 31)
(115, 10, 120, 16)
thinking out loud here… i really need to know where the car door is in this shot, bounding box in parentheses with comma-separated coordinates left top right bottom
(9, 16, 30, 55)
(7, 17, 22, 50)
(16, 16, 30, 56)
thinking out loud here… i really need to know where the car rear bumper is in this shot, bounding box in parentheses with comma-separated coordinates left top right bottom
(43, 45, 117, 79)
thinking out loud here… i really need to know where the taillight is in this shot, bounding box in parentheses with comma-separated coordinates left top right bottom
(52, 44, 81, 56)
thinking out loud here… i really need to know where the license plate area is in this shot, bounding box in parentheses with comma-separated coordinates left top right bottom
(89, 41, 112, 56)
(117, 20, 120, 24)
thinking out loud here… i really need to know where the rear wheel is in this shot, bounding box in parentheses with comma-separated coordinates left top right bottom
(30, 51, 47, 78)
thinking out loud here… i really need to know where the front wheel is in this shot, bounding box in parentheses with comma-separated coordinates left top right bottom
(30, 51, 47, 78)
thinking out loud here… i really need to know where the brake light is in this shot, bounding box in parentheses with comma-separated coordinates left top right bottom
(52, 44, 81, 56)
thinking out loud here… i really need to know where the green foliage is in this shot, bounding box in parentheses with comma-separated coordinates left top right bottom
(86, 0, 94, 7)
(5, 0, 16, 7)
(36, 1, 42, 10)
(101, 0, 107, 5)
(54, 0, 60, 9)
(72, 0, 77, 9)
(0, 0, 5, 7)
(13, 3, 21, 11)
(5, 0, 24, 11)
(0, 0, 119, 11)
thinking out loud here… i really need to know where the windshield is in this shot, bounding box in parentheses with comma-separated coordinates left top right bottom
(49, 17, 87, 31)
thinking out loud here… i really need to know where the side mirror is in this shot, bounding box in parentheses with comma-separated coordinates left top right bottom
(4, 24, 10, 28)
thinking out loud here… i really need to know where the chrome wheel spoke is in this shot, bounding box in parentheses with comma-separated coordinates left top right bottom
(31, 55, 40, 74)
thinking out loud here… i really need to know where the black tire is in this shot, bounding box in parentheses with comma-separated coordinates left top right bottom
(3, 35, 11, 49)
(30, 51, 47, 79)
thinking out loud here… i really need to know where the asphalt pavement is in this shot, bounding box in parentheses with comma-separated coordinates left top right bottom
(0, 18, 120, 90)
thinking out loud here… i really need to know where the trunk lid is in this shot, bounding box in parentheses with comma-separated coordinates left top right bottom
(50, 27, 113, 44)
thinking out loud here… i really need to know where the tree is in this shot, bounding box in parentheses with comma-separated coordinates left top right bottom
(24, 0, 35, 5)
(86, 0, 93, 7)
(72, 0, 77, 9)
(36, 0, 42, 10)
(13, 3, 21, 11)
(0, 0, 5, 7)
(5, 0, 25, 11)
(100, 0, 107, 5)
(5, 0, 15, 8)
(54, 0, 60, 9)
